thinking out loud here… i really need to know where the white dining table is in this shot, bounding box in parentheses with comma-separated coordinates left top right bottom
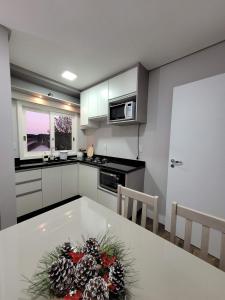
(0, 197, 225, 299)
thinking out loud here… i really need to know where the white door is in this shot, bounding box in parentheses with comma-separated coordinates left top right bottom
(166, 73, 225, 258)
(80, 90, 89, 127)
(42, 167, 62, 207)
(88, 86, 98, 118)
(97, 81, 108, 117)
(61, 164, 78, 200)
(97, 189, 117, 212)
(78, 164, 98, 201)
(108, 67, 137, 100)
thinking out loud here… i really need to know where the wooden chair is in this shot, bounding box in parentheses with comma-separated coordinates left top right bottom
(170, 202, 225, 271)
(117, 185, 159, 233)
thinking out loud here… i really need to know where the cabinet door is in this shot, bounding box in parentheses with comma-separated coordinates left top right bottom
(80, 90, 89, 126)
(16, 191, 43, 217)
(108, 67, 138, 100)
(97, 81, 108, 117)
(78, 164, 98, 201)
(88, 86, 98, 118)
(97, 189, 117, 212)
(62, 164, 78, 200)
(42, 167, 62, 207)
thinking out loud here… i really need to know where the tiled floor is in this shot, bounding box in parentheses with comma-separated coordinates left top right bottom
(137, 217, 220, 269)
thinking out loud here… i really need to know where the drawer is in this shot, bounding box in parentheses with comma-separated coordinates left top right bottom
(97, 188, 117, 212)
(16, 169, 42, 184)
(16, 180, 42, 196)
(16, 191, 43, 217)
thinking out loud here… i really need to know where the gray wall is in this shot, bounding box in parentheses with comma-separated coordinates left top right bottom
(86, 41, 225, 222)
(0, 26, 16, 229)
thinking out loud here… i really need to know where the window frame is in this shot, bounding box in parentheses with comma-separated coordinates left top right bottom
(17, 101, 78, 159)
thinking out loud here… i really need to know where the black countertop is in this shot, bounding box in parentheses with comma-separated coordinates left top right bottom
(15, 155, 145, 174)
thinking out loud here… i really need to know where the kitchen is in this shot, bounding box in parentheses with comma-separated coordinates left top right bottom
(1, 1, 225, 299)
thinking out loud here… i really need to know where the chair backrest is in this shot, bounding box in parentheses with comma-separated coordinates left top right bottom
(117, 185, 159, 233)
(170, 202, 225, 271)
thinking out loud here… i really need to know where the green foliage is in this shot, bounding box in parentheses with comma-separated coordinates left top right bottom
(25, 233, 135, 299)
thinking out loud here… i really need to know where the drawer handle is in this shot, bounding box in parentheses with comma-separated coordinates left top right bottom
(16, 178, 42, 185)
(16, 189, 42, 198)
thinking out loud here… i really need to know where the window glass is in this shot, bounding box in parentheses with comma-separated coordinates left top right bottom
(54, 115, 72, 150)
(26, 110, 50, 152)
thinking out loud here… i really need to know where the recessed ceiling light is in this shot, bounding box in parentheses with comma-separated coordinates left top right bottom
(62, 70, 77, 81)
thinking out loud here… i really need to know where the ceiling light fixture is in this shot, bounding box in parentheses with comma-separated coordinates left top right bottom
(62, 70, 77, 81)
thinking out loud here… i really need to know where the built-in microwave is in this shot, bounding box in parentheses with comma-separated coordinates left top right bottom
(109, 100, 136, 122)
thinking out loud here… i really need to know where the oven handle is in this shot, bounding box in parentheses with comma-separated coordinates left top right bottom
(100, 171, 118, 177)
(109, 102, 125, 108)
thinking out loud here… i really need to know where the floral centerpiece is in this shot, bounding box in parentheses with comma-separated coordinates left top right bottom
(26, 234, 134, 299)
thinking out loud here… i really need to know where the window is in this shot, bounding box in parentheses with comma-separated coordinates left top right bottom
(54, 115, 72, 150)
(26, 110, 50, 152)
(17, 102, 77, 159)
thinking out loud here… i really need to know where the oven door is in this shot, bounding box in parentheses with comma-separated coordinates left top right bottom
(99, 170, 125, 193)
(109, 102, 126, 121)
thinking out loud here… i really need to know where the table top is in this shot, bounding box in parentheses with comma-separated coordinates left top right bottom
(0, 197, 225, 299)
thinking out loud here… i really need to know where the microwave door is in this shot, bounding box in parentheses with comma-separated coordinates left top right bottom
(110, 103, 125, 121)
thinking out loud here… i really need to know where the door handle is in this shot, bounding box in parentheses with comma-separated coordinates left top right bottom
(170, 159, 183, 168)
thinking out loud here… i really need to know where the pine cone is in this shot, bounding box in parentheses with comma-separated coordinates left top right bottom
(74, 254, 97, 289)
(83, 276, 109, 300)
(83, 238, 101, 263)
(61, 242, 74, 259)
(109, 261, 125, 294)
(48, 256, 75, 297)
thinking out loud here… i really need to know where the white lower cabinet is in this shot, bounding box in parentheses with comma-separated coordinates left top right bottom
(16, 164, 79, 216)
(62, 164, 78, 200)
(17, 191, 42, 217)
(97, 189, 117, 212)
(78, 164, 98, 201)
(16, 169, 43, 217)
(42, 166, 62, 207)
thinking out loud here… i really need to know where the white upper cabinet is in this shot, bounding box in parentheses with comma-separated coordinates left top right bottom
(80, 90, 89, 127)
(108, 67, 138, 100)
(89, 81, 108, 119)
(96, 81, 109, 117)
(80, 63, 148, 126)
(88, 86, 99, 118)
(80, 81, 108, 127)
(80, 90, 98, 129)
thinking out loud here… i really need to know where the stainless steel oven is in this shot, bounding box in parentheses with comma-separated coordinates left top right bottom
(99, 168, 125, 193)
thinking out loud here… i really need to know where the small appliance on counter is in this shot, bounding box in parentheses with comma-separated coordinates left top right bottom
(42, 153, 49, 162)
(77, 149, 85, 159)
(59, 150, 68, 160)
(87, 145, 94, 158)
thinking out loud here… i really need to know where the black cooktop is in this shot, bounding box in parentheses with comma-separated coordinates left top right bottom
(102, 162, 137, 172)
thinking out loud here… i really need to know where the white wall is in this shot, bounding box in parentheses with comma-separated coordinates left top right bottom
(0, 26, 16, 229)
(86, 42, 225, 222)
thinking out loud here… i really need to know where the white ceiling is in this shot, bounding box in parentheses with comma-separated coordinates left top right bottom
(0, 0, 225, 90)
